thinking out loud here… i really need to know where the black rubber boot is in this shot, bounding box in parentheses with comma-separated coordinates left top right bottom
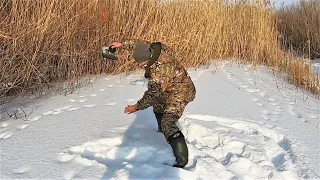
(154, 112, 164, 133)
(168, 131, 188, 168)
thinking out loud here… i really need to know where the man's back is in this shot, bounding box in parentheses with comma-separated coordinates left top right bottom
(149, 52, 196, 103)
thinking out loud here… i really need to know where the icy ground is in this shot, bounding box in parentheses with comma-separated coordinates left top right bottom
(0, 62, 319, 179)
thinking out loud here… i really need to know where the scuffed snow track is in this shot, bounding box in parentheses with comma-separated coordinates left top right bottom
(57, 124, 197, 180)
(58, 114, 303, 179)
(181, 114, 302, 179)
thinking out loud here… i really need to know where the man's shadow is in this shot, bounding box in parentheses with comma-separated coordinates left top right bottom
(100, 108, 176, 179)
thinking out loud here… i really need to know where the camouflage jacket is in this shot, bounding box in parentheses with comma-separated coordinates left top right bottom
(121, 39, 196, 111)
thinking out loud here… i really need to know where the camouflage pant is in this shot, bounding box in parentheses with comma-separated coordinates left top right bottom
(153, 97, 189, 140)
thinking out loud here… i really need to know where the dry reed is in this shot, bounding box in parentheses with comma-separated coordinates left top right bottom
(0, 0, 319, 102)
(277, 0, 320, 59)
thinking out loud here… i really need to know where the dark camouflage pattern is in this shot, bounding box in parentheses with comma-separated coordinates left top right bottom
(122, 39, 196, 140)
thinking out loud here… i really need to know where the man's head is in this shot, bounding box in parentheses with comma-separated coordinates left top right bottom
(133, 44, 151, 67)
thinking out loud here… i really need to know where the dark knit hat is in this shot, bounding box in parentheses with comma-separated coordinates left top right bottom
(133, 44, 151, 63)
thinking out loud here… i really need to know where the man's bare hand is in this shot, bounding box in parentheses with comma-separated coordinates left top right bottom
(124, 105, 137, 114)
(111, 42, 122, 49)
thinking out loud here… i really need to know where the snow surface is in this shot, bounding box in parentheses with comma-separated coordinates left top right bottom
(1, 61, 319, 179)
(273, 0, 300, 8)
(311, 58, 320, 78)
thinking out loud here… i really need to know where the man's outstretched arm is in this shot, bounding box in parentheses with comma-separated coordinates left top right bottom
(112, 39, 151, 51)
(134, 80, 162, 111)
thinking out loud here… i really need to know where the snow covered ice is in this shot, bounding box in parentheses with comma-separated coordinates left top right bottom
(0, 62, 319, 179)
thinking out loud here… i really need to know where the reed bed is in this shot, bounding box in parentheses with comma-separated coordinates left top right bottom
(0, 0, 318, 101)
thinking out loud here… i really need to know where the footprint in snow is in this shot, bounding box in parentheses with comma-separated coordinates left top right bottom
(226, 74, 234, 80)
(288, 101, 296, 105)
(1, 122, 9, 128)
(267, 98, 276, 102)
(274, 106, 283, 112)
(17, 124, 29, 130)
(239, 84, 249, 89)
(43, 111, 53, 116)
(30, 116, 41, 122)
(272, 111, 282, 115)
(309, 115, 318, 119)
(69, 99, 76, 103)
(301, 118, 308, 123)
(13, 167, 29, 174)
(251, 97, 260, 102)
(105, 103, 117, 106)
(90, 94, 97, 97)
(303, 105, 318, 111)
(61, 106, 72, 110)
(63, 170, 76, 180)
(270, 102, 280, 106)
(197, 72, 205, 78)
(99, 89, 106, 92)
(261, 114, 270, 120)
(52, 111, 62, 115)
(257, 102, 264, 107)
(79, 96, 85, 98)
(108, 85, 114, 88)
(258, 92, 267, 97)
(126, 99, 136, 102)
(57, 153, 76, 163)
(0, 132, 7, 139)
(67, 107, 80, 111)
(247, 80, 255, 85)
(54, 108, 63, 112)
(1, 131, 13, 139)
(245, 89, 259, 93)
(78, 99, 87, 103)
(287, 106, 302, 118)
(84, 104, 96, 108)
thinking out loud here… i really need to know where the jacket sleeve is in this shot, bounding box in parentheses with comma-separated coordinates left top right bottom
(121, 39, 151, 51)
(134, 79, 162, 111)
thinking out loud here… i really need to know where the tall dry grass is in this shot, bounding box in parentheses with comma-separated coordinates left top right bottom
(277, 0, 320, 59)
(0, 0, 319, 102)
